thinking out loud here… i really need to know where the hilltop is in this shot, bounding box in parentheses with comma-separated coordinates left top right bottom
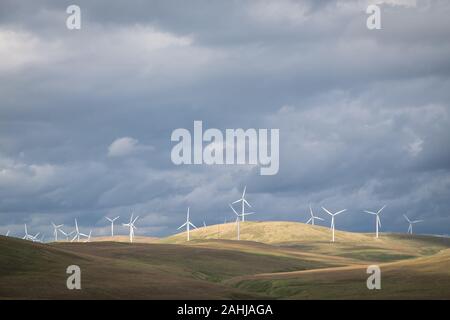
(0, 221, 449, 299)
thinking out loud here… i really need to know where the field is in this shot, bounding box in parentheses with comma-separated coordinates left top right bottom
(1, 221, 449, 299)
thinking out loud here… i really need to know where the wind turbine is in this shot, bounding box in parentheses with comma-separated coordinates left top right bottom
(51, 222, 64, 241)
(5, 230, 10, 236)
(229, 204, 242, 240)
(84, 230, 92, 242)
(59, 229, 74, 241)
(306, 205, 324, 226)
(35, 234, 45, 243)
(404, 215, 423, 235)
(322, 207, 347, 242)
(364, 205, 386, 238)
(123, 213, 139, 243)
(232, 186, 254, 222)
(23, 224, 35, 241)
(71, 219, 89, 242)
(177, 208, 197, 241)
(105, 216, 120, 237)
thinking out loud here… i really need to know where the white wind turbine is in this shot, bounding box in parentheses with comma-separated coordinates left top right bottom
(5, 230, 10, 236)
(177, 208, 197, 241)
(322, 207, 347, 242)
(71, 219, 89, 242)
(229, 204, 242, 240)
(306, 205, 324, 226)
(105, 216, 120, 237)
(123, 213, 139, 243)
(35, 234, 45, 243)
(364, 205, 386, 238)
(84, 230, 92, 242)
(232, 186, 254, 222)
(404, 215, 423, 235)
(51, 222, 64, 241)
(23, 224, 38, 241)
(59, 229, 74, 241)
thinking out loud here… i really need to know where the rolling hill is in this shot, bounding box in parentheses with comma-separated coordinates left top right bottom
(1, 221, 449, 299)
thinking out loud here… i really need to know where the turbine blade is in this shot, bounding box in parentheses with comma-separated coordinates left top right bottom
(377, 205, 386, 214)
(189, 222, 197, 229)
(364, 210, 376, 215)
(403, 214, 411, 223)
(321, 207, 333, 215)
(334, 209, 347, 215)
(306, 218, 312, 224)
(315, 216, 324, 221)
(177, 222, 187, 230)
(229, 204, 238, 215)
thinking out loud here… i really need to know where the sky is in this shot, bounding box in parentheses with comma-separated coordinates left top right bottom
(0, 0, 449, 239)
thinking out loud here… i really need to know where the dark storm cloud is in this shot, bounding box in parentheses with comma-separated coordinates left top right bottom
(0, 0, 449, 238)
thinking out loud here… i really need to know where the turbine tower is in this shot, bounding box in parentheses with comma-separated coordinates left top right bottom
(306, 205, 324, 226)
(229, 204, 242, 240)
(232, 186, 254, 222)
(322, 207, 347, 242)
(364, 205, 386, 238)
(105, 216, 120, 237)
(51, 222, 64, 241)
(404, 214, 423, 235)
(123, 213, 139, 243)
(177, 208, 197, 241)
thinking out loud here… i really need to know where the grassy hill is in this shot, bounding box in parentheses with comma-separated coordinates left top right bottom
(161, 221, 374, 244)
(89, 235, 159, 243)
(227, 249, 450, 299)
(1, 221, 449, 299)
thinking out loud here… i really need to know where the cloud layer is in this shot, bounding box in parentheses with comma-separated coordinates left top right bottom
(0, 0, 449, 238)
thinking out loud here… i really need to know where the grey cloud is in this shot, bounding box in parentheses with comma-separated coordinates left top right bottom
(0, 0, 449, 237)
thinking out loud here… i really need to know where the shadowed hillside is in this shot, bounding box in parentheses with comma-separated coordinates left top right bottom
(227, 249, 450, 299)
(1, 221, 449, 300)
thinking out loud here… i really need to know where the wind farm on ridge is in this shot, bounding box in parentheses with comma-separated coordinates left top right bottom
(1, 186, 449, 300)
